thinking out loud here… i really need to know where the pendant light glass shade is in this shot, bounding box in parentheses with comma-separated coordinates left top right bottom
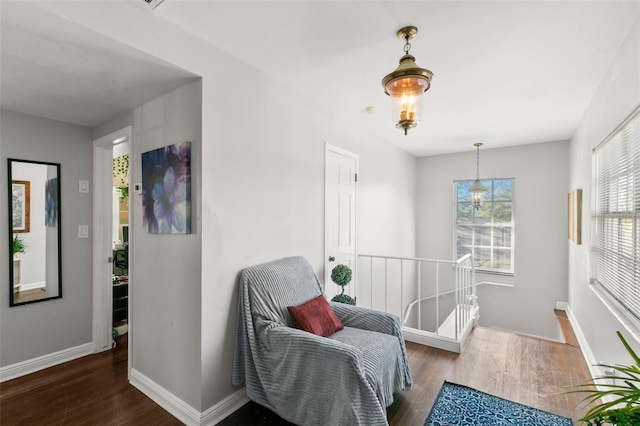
(382, 26, 433, 135)
(469, 179, 487, 210)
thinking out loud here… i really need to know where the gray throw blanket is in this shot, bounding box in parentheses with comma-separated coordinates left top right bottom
(232, 256, 412, 425)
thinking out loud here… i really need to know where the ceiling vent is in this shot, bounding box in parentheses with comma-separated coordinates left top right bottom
(134, 0, 165, 10)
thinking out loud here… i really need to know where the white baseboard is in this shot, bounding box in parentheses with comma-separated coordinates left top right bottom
(402, 327, 461, 353)
(402, 307, 479, 354)
(1, 348, 250, 424)
(557, 302, 600, 379)
(130, 369, 249, 426)
(15, 281, 46, 292)
(130, 369, 201, 426)
(0, 342, 93, 382)
(200, 388, 249, 426)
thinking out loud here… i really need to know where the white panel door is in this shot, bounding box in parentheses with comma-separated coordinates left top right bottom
(325, 144, 358, 301)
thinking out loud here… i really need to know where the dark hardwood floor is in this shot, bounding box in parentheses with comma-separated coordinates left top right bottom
(2, 312, 591, 425)
(13, 288, 48, 304)
(0, 335, 181, 426)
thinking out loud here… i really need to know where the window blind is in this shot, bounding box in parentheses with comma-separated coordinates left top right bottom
(593, 107, 640, 320)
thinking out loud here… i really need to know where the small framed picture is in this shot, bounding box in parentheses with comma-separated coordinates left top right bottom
(12, 180, 30, 233)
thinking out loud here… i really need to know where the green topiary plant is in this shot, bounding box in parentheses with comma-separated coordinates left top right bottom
(330, 264, 355, 305)
(12, 234, 26, 254)
(568, 331, 640, 425)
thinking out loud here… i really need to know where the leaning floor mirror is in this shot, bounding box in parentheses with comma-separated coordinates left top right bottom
(8, 158, 62, 306)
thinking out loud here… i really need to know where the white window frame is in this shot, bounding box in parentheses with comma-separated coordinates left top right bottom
(591, 104, 640, 339)
(454, 178, 515, 275)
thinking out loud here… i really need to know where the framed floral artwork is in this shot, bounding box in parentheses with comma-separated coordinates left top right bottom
(141, 141, 191, 234)
(45, 177, 58, 227)
(12, 180, 30, 233)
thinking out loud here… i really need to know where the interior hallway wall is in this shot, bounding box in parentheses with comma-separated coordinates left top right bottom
(0, 110, 93, 366)
(569, 9, 640, 367)
(417, 141, 570, 341)
(93, 80, 203, 410)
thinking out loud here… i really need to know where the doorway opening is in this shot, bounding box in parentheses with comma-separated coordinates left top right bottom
(111, 143, 129, 344)
(92, 126, 132, 379)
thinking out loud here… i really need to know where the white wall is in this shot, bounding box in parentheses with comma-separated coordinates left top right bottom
(358, 139, 417, 259)
(200, 60, 417, 410)
(417, 141, 569, 341)
(132, 81, 203, 409)
(45, 1, 417, 415)
(94, 80, 203, 409)
(1, 110, 93, 365)
(569, 9, 640, 366)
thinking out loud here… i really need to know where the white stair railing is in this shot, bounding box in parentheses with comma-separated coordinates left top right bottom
(357, 253, 479, 351)
(455, 254, 477, 339)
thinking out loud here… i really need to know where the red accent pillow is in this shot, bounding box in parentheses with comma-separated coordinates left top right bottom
(287, 295, 344, 337)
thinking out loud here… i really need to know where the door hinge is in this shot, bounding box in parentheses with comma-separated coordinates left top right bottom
(355, 173, 358, 182)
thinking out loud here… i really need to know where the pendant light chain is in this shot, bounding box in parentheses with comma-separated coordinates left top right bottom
(403, 37, 412, 55)
(476, 145, 481, 180)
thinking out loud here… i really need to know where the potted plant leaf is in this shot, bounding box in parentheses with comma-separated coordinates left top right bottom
(12, 234, 26, 259)
(330, 264, 355, 305)
(569, 331, 640, 425)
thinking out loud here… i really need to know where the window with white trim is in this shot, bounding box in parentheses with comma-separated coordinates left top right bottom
(455, 179, 515, 274)
(592, 107, 640, 321)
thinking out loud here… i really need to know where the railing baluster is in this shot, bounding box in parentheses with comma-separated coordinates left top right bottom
(464, 262, 468, 337)
(417, 261, 421, 332)
(369, 257, 373, 310)
(455, 262, 459, 339)
(460, 264, 463, 339)
(400, 259, 404, 323)
(460, 263, 464, 339)
(384, 258, 388, 313)
(435, 262, 440, 335)
(464, 266, 472, 332)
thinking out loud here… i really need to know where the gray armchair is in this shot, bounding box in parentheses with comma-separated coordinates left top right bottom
(232, 256, 412, 425)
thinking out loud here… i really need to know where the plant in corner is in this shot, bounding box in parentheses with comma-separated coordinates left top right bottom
(12, 234, 26, 255)
(569, 331, 640, 425)
(330, 264, 355, 305)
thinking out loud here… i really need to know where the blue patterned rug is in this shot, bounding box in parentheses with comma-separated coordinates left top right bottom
(425, 382, 573, 425)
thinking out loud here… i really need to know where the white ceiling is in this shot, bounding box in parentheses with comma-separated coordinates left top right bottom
(0, 1, 197, 129)
(2, 1, 638, 157)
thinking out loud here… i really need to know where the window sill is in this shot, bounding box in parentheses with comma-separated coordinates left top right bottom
(590, 282, 640, 344)
(476, 270, 515, 277)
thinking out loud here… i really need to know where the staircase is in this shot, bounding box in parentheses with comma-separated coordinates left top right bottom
(356, 253, 479, 353)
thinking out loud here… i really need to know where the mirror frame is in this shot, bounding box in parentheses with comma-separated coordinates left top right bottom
(8, 158, 62, 306)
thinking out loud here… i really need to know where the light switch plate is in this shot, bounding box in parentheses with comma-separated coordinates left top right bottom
(78, 225, 89, 239)
(79, 180, 89, 193)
